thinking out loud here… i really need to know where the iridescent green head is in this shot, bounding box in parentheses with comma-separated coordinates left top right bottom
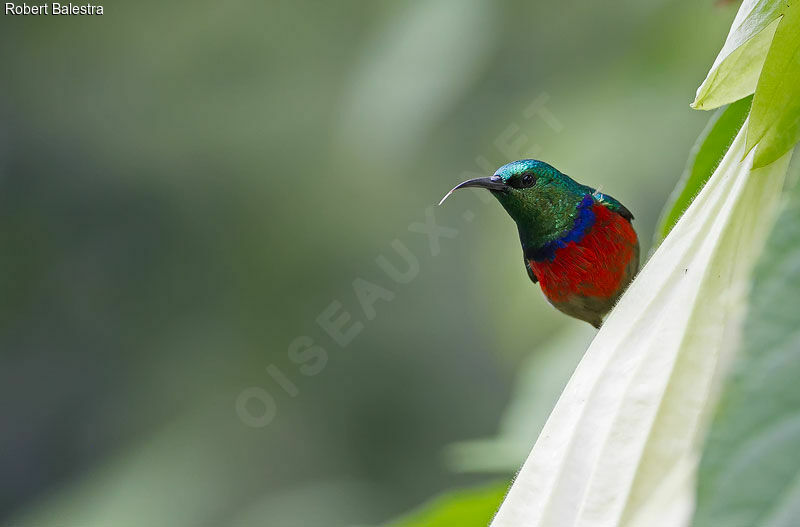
(440, 159, 598, 255)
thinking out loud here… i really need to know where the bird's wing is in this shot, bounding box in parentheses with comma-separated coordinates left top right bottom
(524, 256, 538, 283)
(591, 190, 634, 222)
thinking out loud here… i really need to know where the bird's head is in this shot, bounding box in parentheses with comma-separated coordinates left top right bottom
(440, 159, 594, 254)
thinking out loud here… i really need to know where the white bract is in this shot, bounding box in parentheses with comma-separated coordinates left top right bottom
(490, 125, 792, 527)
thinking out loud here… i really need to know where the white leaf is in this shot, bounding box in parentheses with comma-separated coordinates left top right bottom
(490, 123, 793, 527)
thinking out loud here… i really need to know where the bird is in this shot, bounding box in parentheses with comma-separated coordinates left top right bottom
(439, 159, 639, 328)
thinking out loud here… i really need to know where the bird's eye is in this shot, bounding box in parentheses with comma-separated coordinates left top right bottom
(521, 174, 535, 187)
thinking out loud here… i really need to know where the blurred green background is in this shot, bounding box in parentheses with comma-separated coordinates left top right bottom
(0, 1, 738, 525)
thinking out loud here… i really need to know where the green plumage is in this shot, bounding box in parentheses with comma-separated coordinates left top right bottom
(491, 160, 632, 256)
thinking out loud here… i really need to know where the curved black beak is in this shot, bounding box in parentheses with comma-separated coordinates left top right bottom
(438, 176, 508, 205)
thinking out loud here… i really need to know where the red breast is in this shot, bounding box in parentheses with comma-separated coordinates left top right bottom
(529, 204, 638, 304)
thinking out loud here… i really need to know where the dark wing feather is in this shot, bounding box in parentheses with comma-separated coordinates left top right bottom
(524, 256, 538, 283)
(592, 191, 634, 222)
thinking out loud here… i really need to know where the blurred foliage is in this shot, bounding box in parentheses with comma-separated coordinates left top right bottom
(387, 482, 507, 527)
(0, 1, 741, 526)
(656, 95, 751, 243)
(693, 169, 800, 527)
(444, 326, 594, 474)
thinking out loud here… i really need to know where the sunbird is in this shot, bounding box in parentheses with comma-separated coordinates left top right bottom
(440, 159, 639, 328)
